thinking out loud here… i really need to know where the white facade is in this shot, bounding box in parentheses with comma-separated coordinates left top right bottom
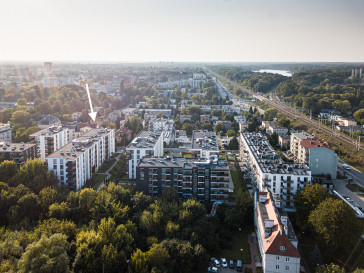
(46, 128, 115, 190)
(30, 126, 69, 160)
(126, 131, 164, 179)
(234, 116, 247, 123)
(240, 133, 311, 210)
(290, 132, 313, 159)
(0, 123, 11, 143)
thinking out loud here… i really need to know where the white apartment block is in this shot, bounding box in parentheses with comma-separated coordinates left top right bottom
(46, 128, 115, 191)
(191, 130, 219, 159)
(148, 118, 175, 145)
(126, 131, 164, 179)
(290, 132, 313, 159)
(240, 133, 311, 210)
(255, 190, 301, 273)
(30, 126, 69, 160)
(0, 123, 11, 143)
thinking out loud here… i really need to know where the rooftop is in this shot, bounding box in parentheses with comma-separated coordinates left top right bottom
(38, 115, 61, 125)
(291, 132, 313, 140)
(0, 142, 36, 153)
(30, 126, 66, 137)
(137, 156, 229, 170)
(127, 130, 162, 149)
(191, 130, 218, 151)
(300, 138, 329, 149)
(241, 132, 310, 175)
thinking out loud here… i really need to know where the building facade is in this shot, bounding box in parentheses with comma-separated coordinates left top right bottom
(255, 190, 301, 273)
(136, 157, 232, 201)
(290, 132, 313, 159)
(0, 123, 12, 143)
(0, 142, 38, 164)
(46, 128, 115, 191)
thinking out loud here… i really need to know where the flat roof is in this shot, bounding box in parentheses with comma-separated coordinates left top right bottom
(0, 142, 36, 153)
(30, 126, 66, 137)
(127, 130, 162, 149)
(241, 132, 310, 175)
(137, 156, 229, 170)
(191, 130, 218, 151)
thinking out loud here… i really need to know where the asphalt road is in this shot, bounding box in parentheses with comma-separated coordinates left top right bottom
(338, 159, 364, 188)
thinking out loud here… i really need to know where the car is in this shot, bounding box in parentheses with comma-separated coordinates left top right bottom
(207, 267, 218, 273)
(229, 260, 234, 268)
(345, 196, 353, 202)
(210, 257, 220, 268)
(236, 260, 243, 272)
(343, 164, 350, 170)
(221, 258, 227, 268)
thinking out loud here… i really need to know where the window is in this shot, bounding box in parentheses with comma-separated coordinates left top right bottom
(276, 256, 280, 260)
(280, 246, 286, 252)
(286, 257, 290, 262)
(276, 265, 280, 269)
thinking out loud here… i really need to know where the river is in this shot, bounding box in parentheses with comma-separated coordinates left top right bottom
(253, 69, 292, 77)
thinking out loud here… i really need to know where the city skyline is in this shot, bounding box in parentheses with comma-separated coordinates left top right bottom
(1, 0, 364, 62)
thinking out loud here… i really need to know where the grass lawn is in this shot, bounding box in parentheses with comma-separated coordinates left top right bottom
(230, 161, 247, 192)
(83, 174, 108, 190)
(346, 183, 364, 193)
(97, 158, 116, 173)
(357, 193, 364, 198)
(210, 228, 252, 265)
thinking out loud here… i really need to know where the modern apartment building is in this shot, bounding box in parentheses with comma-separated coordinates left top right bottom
(0, 142, 38, 164)
(30, 126, 69, 160)
(46, 128, 115, 191)
(126, 130, 164, 179)
(240, 133, 311, 210)
(136, 156, 232, 201)
(148, 118, 175, 145)
(298, 138, 338, 179)
(254, 190, 300, 273)
(190, 130, 219, 159)
(290, 132, 312, 159)
(0, 123, 12, 142)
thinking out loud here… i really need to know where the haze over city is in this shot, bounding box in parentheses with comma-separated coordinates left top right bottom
(1, 0, 364, 62)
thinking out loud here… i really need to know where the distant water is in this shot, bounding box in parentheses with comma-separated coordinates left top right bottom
(254, 69, 292, 77)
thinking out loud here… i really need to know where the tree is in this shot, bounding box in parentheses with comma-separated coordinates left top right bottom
(146, 244, 170, 271)
(182, 123, 193, 136)
(10, 110, 31, 129)
(294, 184, 330, 227)
(309, 198, 361, 256)
(18, 234, 70, 273)
(214, 122, 224, 135)
(228, 137, 239, 150)
(263, 108, 278, 121)
(38, 101, 52, 115)
(8, 193, 40, 226)
(0, 160, 18, 182)
(131, 249, 148, 273)
(316, 263, 345, 273)
(353, 108, 364, 124)
(226, 129, 237, 137)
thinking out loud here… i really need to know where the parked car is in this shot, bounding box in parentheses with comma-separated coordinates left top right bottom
(207, 267, 218, 273)
(229, 260, 234, 269)
(210, 257, 220, 268)
(221, 258, 227, 268)
(237, 260, 243, 272)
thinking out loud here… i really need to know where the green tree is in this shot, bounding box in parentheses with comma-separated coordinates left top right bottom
(182, 123, 193, 136)
(294, 184, 330, 227)
(353, 108, 364, 124)
(228, 137, 239, 150)
(18, 234, 70, 273)
(131, 249, 148, 273)
(0, 160, 18, 182)
(214, 122, 224, 135)
(316, 263, 345, 273)
(226, 129, 237, 137)
(263, 108, 278, 121)
(309, 198, 361, 256)
(146, 244, 170, 271)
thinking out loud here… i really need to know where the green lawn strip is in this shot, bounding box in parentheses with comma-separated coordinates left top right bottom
(97, 158, 116, 173)
(210, 230, 252, 265)
(346, 183, 364, 193)
(83, 174, 108, 190)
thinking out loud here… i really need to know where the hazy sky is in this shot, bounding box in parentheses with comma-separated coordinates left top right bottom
(1, 0, 364, 62)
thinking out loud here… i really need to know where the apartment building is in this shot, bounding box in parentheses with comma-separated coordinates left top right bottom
(191, 130, 219, 159)
(234, 116, 247, 123)
(0, 142, 38, 164)
(298, 138, 338, 179)
(136, 156, 232, 201)
(30, 126, 69, 160)
(126, 131, 164, 179)
(46, 128, 115, 191)
(254, 190, 300, 273)
(148, 118, 175, 145)
(240, 133, 311, 210)
(200, 115, 210, 123)
(38, 115, 62, 129)
(0, 123, 11, 142)
(290, 132, 313, 159)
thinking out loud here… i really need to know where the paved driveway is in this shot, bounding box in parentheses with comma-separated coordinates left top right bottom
(332, 179, 364, 209)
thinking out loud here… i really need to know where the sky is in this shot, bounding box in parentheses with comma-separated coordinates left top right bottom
(1, 0, 364, 63)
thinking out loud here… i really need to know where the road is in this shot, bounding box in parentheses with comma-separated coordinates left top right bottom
(207, 69, 364, 153)
(337, 159, 364, 188)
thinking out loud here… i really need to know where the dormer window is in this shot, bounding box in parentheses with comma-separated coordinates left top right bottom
(280, 246, 286, 252)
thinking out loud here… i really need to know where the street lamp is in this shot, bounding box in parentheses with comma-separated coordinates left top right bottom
(240, 248, 243, 262)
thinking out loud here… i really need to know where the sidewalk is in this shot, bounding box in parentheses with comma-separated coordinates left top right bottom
(96, 153, 121, 190)
(243, 233, 259, 273)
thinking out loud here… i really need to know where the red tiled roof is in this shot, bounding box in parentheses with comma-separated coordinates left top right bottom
(300, 138, 329, 149)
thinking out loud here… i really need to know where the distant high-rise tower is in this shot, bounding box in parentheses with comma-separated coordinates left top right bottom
(355, 69, 358, 77)
(352, 69, 355, 77)
(44, 62, 53, 74)
(360, 68, 362, 78)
